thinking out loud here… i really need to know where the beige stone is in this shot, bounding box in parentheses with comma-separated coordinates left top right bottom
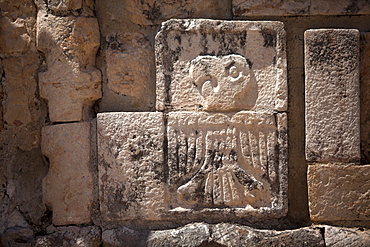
(325, 226, 370, 247)
(305, 29, 360, 163)
(41, 122, 94, 225)
(47, 0, 82, 11)
(98, 112, 166, 223)
(308, 164, 370, 222)
(155, 19, 287, 112)
(98, 111, 287, 223)
(167, 111, 287, 218)
(0, 17, 31, 53)
(233, 0, 370, 16)
(37, 12, 101, 122)
(105, 33, 152, 97)
(2, 55, 38, 127)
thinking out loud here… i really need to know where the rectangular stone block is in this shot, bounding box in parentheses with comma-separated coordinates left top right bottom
(233, 0, 370, 16)
(98, 111, 287, 223)
(98, 112, 167, 222)
(155, 19, 287, 112)
(41, 122, 94, 225)
(308, 164, 370, 222)
(305, 29, 360, 163)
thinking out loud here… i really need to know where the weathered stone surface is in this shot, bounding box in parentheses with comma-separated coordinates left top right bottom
(1, 227, 35, 247)
(0, 17, 31, 53)
(98, 112, 166, 223)
(37, 12, 101, 122)
(102, 223, 324, 247)
(35, 226, 101, 247)
(305, 29, 360, 163)
(211, 223, 324, 247)
(105, 33, 153, 97)
(308, 164, 370, 222)
(41, 122, 94, 225)
(233, 0, 370, 16)
(167, 111, 287, 218)
(47, 0, 82, 11)
(2, 55, 39, 127)
(360, 32, 370, 162)
(98, 111, 287, 223)
(156, 19, 287, 112)
(325, 226, 370, 247)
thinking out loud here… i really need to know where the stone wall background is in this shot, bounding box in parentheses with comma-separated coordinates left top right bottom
(0, 0, 370, 246)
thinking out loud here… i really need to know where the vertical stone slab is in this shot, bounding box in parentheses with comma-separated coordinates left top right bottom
(308, 164, 370, 221)
(305, 29, 360, 163)
(41, 122, 94, 225)
(155, 19, 287, 112)
(37, 12, 102, 122)
(98, 112, 166, 223)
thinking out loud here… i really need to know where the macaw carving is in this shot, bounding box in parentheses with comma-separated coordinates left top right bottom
(190, 55, 257, 111)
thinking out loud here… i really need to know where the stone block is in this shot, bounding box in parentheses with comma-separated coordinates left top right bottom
(98, 112, 166, 222)
(324, 226, 370, 247)
(37, 12, 101, 122)
(105, 33, 153, 97)
(1, 227, 35, 247)
(35, 226, 101, 247)
(41, 122, 94, 225)
(308, 164, 370, 222)
(0, 17, 31, 53)
(305, 29, 360, 163)
(233, 0, 370, 16)
(98, 111, 287, 223)
(47, 0, 82, 11)
(155, 19, 287, 112)
(2, 55, 38, 127)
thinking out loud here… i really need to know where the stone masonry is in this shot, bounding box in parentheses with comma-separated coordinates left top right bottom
(1, 0, 370, 246)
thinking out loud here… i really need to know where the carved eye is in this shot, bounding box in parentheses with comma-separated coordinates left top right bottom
(229, 66, 239, 78)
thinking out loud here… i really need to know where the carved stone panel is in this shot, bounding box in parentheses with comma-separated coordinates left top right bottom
(155, 19, 287, 112)
(98, 111, 287, 223)
(167, 111, 287, 218)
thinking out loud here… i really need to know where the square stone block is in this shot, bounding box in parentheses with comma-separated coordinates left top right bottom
(308, 164, 370, 222)
(155, 19, 287, 112)
(98, 111, 287, 223)
(305, 29, 360, 163)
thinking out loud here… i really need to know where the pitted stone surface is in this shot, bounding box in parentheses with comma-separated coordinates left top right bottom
(325, 226, 370, 247)
(308, 164, 370, 222)
(35, 226, 101, 247)
(98, 112, 166, 222)
(155, 19, 287, 112)
(167, 111, 287, 218)
(41, 122, 94, 225)
(305, 29, 360, 163)
(37, 12, 101, 122)
(233, 0, 370, 16)
(98, 111, 287, 223)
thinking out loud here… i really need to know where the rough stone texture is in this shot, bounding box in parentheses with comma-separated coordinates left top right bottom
(98, 112, 166, 223)
(37, 12, 101, 122)
(167, 111, 287, 219)
(325, 226, 370, 247)
(41, 122, 94, 225)
(308, 164, 370, 222)
(35, 226, 101, 247)
(156, 19, 287, 112)
(360, 32, 370, 163)
(98, 111, 287, 223)
(1, 227, 35, 247)
(305, 29, 360, 163)
(0, 17, 32, 53)
(233, 0, 370, 16)
(2, 55, 39, 127)
(102, 223, 324, 247)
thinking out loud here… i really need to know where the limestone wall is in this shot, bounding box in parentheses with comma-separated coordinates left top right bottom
(1, 0, 370, 246)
